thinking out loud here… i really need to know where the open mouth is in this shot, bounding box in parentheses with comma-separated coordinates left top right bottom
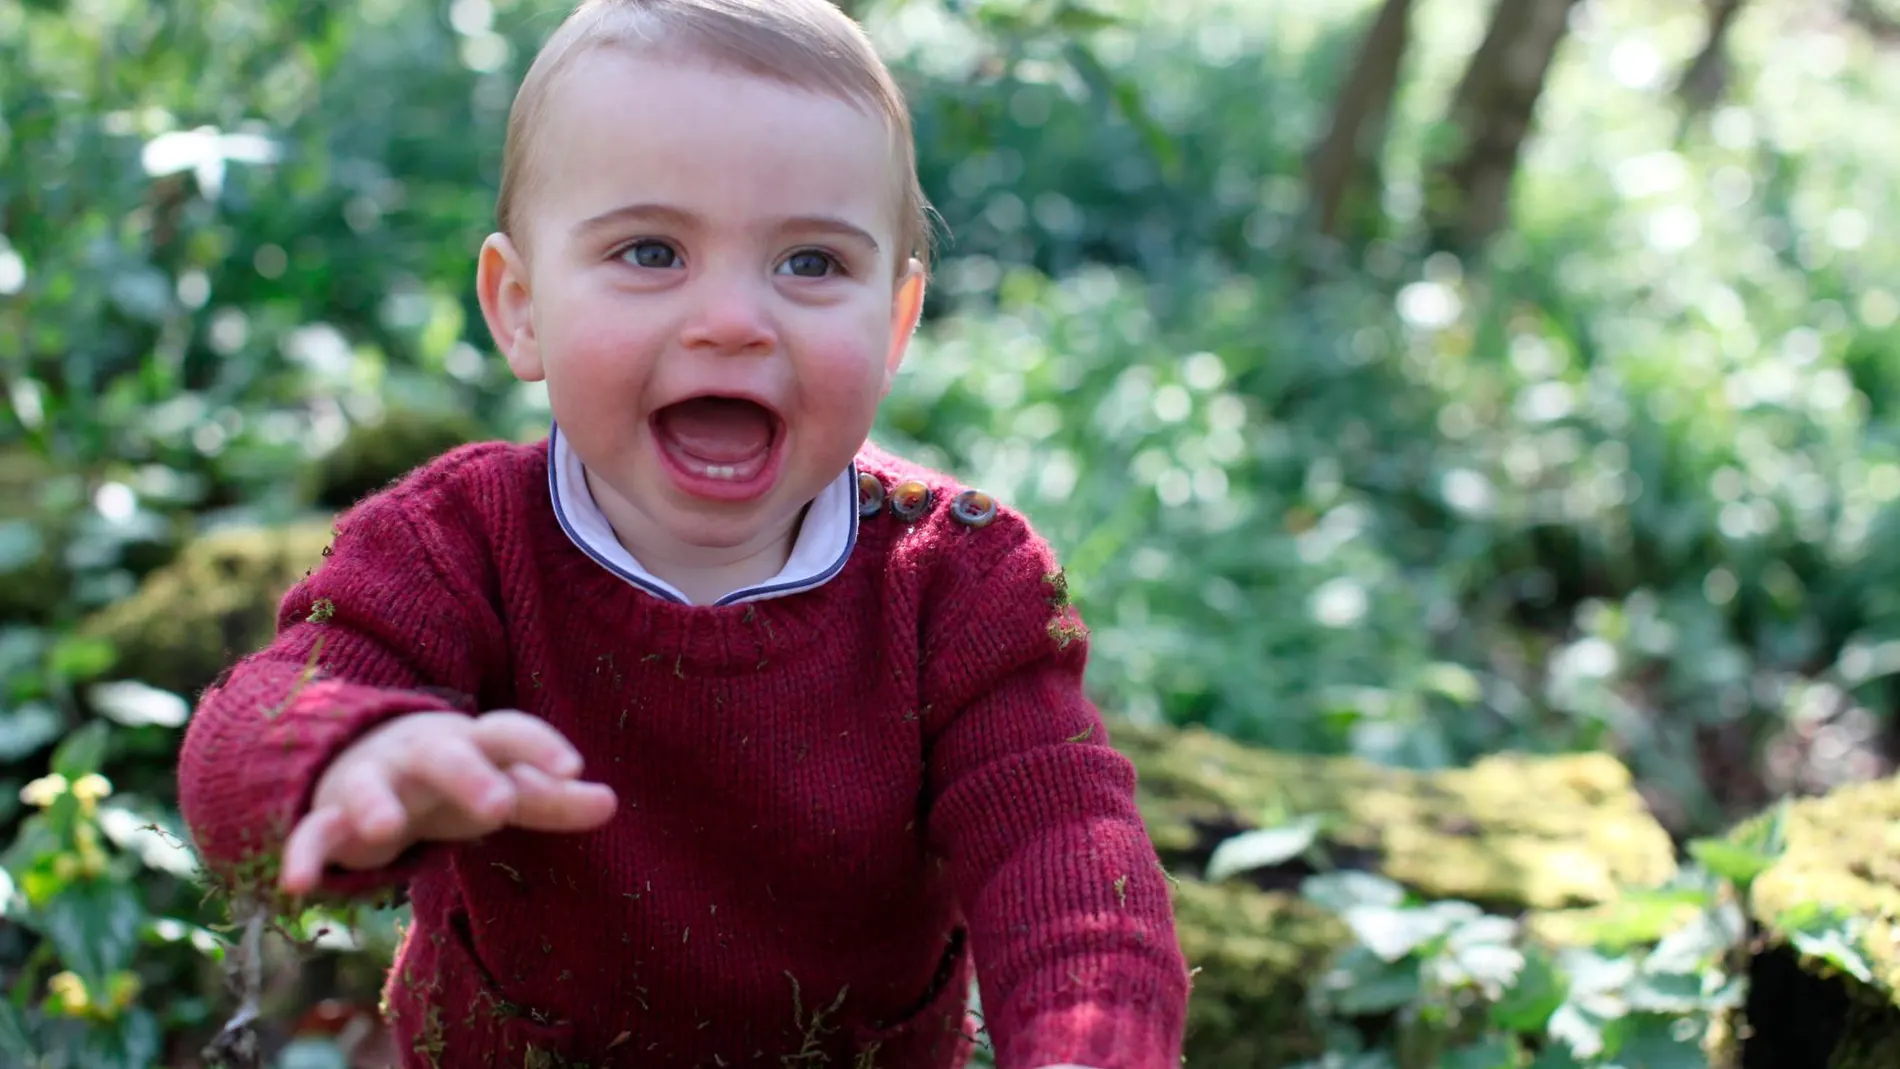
(650, 395, 785, 498)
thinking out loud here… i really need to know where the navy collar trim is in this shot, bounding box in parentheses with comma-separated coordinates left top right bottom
(546, 420, 858, 607)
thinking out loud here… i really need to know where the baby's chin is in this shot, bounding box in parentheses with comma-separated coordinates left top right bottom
(647, 480, 819, 553)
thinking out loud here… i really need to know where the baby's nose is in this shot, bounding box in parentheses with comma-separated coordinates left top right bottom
(679, 280, 778, 355)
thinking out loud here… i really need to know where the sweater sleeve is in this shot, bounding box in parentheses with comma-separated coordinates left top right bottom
(918, 517, 1190, 1069)
(176, 467, 508, 904)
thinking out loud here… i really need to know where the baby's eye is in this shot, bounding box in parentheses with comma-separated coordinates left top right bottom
(621, 241, 680, 269)
(778, 250, 839, 279)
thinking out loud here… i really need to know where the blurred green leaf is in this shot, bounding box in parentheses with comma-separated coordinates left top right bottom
(1344, 901, 1479, 962)
(42, 879, 142, 993)
(88, 681, 189, 729)
(51, 721, 110, 780)
(1524, 1045, 1586, 1069)
(49, 636, 117, 684)
(1490, 946, 1567, 1033)
(0, 999, 31, 1058)
(1051, 1, 1122, 32)
(1687, 838, 1776, 887)
(1303, 871, 1407, 912)
(0, 521, 44, 572)
(1440, 1036, 1519, 1069)
(1547, 1001, 1616, 1061)
(1419, 662, 1483, 705)
(0, 629, 48, 685)
(1781, 906, 1875, 986)
(0, 703, 63, 762)
(74, 1007, 160, 1069)
(1204, 816, 1321, 882)
(1643, 904, 1746, 975)
(1321, 945, 1424, 1016)
(1607, 1014, 1707, 1069)
(1622, 971, 1707, 1015)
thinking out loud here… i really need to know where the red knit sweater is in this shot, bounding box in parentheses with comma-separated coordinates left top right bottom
(176, 438, 1189, 1068)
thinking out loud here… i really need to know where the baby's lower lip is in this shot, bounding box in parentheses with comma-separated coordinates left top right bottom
(650, 422, 784, 503)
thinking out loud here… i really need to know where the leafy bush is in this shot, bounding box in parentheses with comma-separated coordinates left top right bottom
(5, 0, 1900, 1063)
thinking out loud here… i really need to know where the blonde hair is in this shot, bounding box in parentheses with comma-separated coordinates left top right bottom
(497, 0, 935, 275)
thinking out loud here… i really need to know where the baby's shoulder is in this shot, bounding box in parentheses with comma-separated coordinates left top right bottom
(852, 441, 1063, 598)
(324, 439, 550, 579)
(338, 437, 546, 523)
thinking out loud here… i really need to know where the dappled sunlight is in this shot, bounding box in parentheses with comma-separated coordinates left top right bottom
(6, 0, 1900, 1064)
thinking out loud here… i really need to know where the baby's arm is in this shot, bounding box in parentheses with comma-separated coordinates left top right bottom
(918, 517, 1190, 1069)
(177, 463, 516, 903)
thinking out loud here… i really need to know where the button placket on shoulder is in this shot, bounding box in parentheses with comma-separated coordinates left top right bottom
(888, 480, 931, 523)
(948, 489, 997, 528)
(857, 471, 886, 519)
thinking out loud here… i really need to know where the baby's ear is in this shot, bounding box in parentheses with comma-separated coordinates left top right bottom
(476, 233, 544, 382)
(883, 257, 927, 389)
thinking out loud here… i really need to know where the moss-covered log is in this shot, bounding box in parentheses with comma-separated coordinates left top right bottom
(1114, 721, 1682, 1064)
(1729, 779, 1900, 1069)
(84, 524, 1900, 1066)
(79, 522, 335, 698)
(1120, 721, 1678, 907)
(304, 407, 482, 510)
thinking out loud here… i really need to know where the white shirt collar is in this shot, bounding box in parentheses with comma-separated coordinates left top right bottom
(547, 421, 858, 607)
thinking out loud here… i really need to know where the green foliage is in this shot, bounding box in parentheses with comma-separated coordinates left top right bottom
(1280, 865, 1748, 1069)
(1, 707, 217, 1069)
(4, 0, 1900, 1062)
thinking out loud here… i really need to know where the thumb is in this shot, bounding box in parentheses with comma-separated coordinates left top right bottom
(281, 806, 354, 895)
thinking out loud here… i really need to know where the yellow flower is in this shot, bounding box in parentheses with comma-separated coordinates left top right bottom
(47, 971, 88, 1016)
(70, 774, 113, 810)
(19, 774, 68, 809)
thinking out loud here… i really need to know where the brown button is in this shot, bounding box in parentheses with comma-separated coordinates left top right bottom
(950, 489, 998, 528)
(857, 471, 886, 519)
(888, 479, 931, 522)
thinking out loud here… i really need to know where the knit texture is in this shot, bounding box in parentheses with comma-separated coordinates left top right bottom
(176, 438, 1189, 1068)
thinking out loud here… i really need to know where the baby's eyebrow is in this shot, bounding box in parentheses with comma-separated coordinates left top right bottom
(774, 215, 881, 253)
(572, 202, 696, 241)
(571, 202, 879, 252)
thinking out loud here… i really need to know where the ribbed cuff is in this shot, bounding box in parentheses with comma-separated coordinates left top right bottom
(995, 1000, 1183, 1069)
(182, 673, 467, 902)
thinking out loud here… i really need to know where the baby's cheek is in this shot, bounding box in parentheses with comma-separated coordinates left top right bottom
(800, 342, 890, 406)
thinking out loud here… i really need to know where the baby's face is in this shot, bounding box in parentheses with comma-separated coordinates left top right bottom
(493, 49, 922, 555)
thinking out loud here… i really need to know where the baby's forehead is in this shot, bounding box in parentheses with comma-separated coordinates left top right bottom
(521, 49, 906, 219)
(554, 43, 889, 124)
(494, 6, 927, 266)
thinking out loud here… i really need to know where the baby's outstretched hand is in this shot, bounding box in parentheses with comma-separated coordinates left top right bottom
(279, 710, 616, 895)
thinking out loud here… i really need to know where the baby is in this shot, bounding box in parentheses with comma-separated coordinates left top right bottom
(175, 1, 1189, 1066)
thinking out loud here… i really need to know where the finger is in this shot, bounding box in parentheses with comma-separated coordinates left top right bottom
(505, 765, 618, 832)
(280, 806, 353, 895)
(337, 763, 409, 846)
(401, 733, 516, 827)
(469, 711, 585, 778)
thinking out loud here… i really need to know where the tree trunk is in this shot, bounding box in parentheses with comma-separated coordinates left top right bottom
(1845, 0, 1900, 45)
(1305, 0, 1418, 240)
(1422, 0, 1582, 256)
(1676, 0, 1749, 118)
